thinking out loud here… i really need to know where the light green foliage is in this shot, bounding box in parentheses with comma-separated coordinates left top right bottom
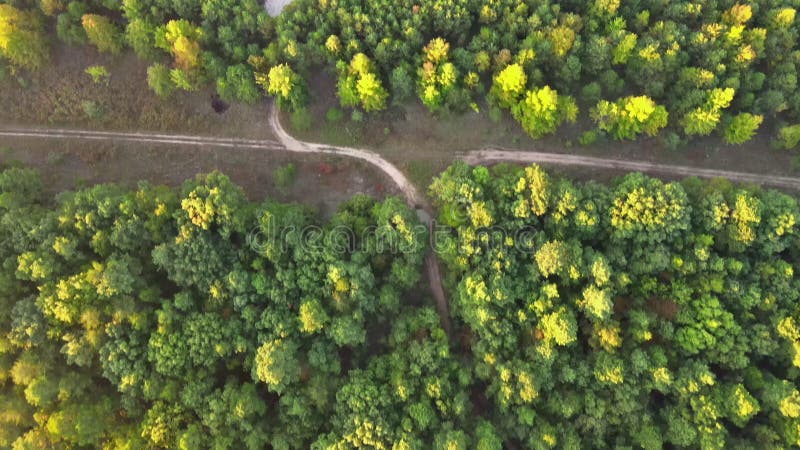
(146, 63, 174, 97)
(355, 71, 388, 112)
(0, 5, 49, 71)
(253, 339, 300, 393)
(257, 63, 306, 110)
(81, 14, 122, 54)
(430, 161, 800, 448)
(682, 88, 736, 137)
(84, 65, 109, 84)
(591, 96, 669, 140)
(724, 113, 763, 144)
(124, 19, 158, 60)
(337, 53, 388, 112)
(418, 38, 459, 112)
(155, 19, 202, 71)
(216, 64, 260, 104)
(511, 86, 578, 138)
(272, 163, 296, 192)
(81, 100, 104, 120)
(608, 173, 690, 244)
(490, 63, 526, 108)
(298, 299, 328, 334)
(775, 124, 800, 150)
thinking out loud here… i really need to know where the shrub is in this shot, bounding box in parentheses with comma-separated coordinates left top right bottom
(578, 130, 598, 146)
(81, 14, 123, 54)
(290, 108, 312, 131)
(273, 163, 297, 192)
(84, 65, 109, 84)
(146, 63, 174, 98)
(81, 100, 104, 120)
(325, 108, 343, 123)
(774, 124, 800, 150)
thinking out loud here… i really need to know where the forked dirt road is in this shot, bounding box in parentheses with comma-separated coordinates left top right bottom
(4, 105, 800, 332)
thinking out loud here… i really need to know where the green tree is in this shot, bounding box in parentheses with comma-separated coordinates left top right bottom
(81, 14, 123, 54)
(417, 38, 459, 112)
(146, 63, 174, 97)
(490, 63, 527, 109)
(591, 95, 669, 140)
(337, 53, 389, 112)
(511, 86, 578, 138)
(216, 64, 260, 104)
(252, 339, 300, 394)
(681, 88, 735, 137)
(723, 113, 763, 144)
(257, 63, 306, 110)
(0, 5, 49, 71)
(775, 124, 800, 149)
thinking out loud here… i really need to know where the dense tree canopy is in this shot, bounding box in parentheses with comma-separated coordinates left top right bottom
(429, 161, 800, 448)
(0, 166, 432, 449)
(2, 159, 800, 447)
(5, 0, 800, 145)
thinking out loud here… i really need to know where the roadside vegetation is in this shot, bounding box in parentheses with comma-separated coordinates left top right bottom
(1, 161, 799, 448)
(3, 0, 800, 152)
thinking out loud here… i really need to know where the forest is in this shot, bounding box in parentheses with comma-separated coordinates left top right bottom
(429, 162, 800, 448)
(3, 0, 800, 146)
(0, 160, 799, 448)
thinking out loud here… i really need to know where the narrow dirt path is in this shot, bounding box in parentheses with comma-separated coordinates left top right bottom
(0, 115, 453, 333)
(267, 108, 425, 206)
(266, 108, 453, 332)
(4, 107, 800, 335)
(0, 127, 284, 150)
(465, 148, 800, 190)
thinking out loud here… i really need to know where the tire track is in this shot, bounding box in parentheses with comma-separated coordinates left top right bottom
(464, 148, 800, 190)
(4, 108, 800, 335)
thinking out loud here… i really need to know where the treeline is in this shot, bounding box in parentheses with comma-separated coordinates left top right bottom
(1, 168, 494, 448)
(1, 161, 800, 448)
(4, 0, 800, 146)
(430, 162, 800, 448)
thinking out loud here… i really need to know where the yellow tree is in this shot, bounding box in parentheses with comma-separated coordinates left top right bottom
(490, 63, 527, 109)
(256, 63, 305, 110)
(511, 86, 578, 138)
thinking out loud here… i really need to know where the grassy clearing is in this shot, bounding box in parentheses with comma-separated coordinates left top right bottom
(0, 136, 399, 217)
(0, 45, 273, 140)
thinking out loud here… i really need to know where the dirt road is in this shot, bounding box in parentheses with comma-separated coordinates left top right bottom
(267, 108, 425, 206)
(464, 148, 800, 190)
(0, 127, 285, 151)
(4, 106, 800, 333)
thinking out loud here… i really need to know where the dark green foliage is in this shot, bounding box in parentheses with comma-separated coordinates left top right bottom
(3, 162, 800, 447)
(216, 63, 260, 104)
(272, 0, 800, 142)
(0, 167, 429, 449)
(430, 161, 800, 448)
(9, 0, 800, 143)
